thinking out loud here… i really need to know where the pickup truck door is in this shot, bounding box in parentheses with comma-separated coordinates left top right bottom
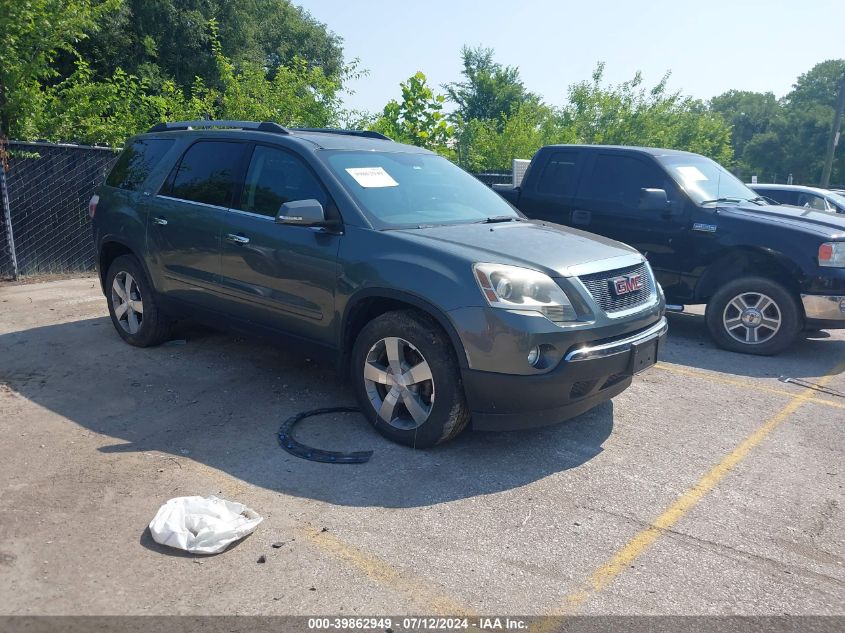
(147, 139, 247, 309)
(571, 152, 687, 292)
(516, 149, 585, 224)
(217, 144, 340, 346)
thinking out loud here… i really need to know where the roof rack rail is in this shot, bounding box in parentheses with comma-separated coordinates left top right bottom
(288, 128, 393, 141)
(147, 120, 290, 134)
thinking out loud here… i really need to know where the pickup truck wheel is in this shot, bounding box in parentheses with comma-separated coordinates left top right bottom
(705, 277, 801, 356)
(106, 255, 170, 347)
(351, 310, 470, 448)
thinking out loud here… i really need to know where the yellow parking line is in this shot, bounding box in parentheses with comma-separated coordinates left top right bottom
(298, 526, 475, 616)
(655, 363, 845, 411)
(552, 360, 845, 615)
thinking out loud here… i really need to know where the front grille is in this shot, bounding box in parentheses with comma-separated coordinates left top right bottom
(578, 262, 654, 314)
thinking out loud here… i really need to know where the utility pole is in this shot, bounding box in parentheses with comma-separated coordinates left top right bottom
(821, 70, 845, 188)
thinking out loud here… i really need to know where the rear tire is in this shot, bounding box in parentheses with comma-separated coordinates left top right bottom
(705, 276, 801, 356)
(106, 255, 171, 347)
(351, 310, 470, 448)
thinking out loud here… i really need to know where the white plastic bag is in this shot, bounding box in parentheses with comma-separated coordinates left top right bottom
(149, 496, 263, 554)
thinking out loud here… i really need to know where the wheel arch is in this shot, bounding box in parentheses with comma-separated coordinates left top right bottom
(98, 239, 156, 296)
(694, 247, 804, 305)
(339, 288, 470, 376)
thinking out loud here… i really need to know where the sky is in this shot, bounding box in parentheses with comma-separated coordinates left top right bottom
(294, 0, 845, 115)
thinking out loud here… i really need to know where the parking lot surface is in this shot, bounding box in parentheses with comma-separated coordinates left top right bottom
(1, 277, 843, 616)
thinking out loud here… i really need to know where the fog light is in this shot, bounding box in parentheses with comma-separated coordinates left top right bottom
(527, 346, 541, 367)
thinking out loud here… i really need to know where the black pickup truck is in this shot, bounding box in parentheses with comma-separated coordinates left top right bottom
(494, 145, 845, 355)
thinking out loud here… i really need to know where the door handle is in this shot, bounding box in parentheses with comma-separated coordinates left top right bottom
(571, 209, 591, 225)
(152, 217, 168, 226)
(226, 233, 250, 245)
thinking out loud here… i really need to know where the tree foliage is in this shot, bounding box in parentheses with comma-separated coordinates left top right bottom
(444, 46, 536, 126)
(19, 18, 352, 146)
(712, 59, 845, 184)
(455, 62, 734, 172)
(0, 0, 120, 135)
(370, 72, 454, 154)
(53, 0, 344, 91)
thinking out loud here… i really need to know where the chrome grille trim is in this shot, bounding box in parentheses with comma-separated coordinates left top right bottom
(577, 261, 656, 315)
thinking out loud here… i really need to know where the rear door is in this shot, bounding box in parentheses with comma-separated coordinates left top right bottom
(147, 139, 247, 308)
(573, 152, 688, 289)
(218, 144, 341, 345)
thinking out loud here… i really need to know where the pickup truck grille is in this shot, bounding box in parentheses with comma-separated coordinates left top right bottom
(578, 262, 654, 314)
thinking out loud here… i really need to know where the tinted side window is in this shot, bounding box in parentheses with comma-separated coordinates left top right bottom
(797, 193, 827, 211)
(765, 190, 797, 205)
(106, 139, 174, 191)
(240, 146, 327, 217)
(581, 154, 668, 208)
(536, 151, 581, 196)
(165, 141, 244, 207)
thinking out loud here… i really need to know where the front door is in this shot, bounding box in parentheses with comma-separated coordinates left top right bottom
(218, 144, 341, 345)
(146, 139, 247, 309)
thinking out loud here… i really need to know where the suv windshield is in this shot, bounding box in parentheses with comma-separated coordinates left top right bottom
(322, 150, 519, 228)
(658, 154, 758, 205)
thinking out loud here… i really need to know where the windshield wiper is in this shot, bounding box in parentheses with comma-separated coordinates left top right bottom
(700, 197, 744, 205)
(477, 215, 522, 224)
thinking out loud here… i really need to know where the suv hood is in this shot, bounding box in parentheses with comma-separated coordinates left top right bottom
(392, 220, 642, 277)
(722, 203, 845, 238)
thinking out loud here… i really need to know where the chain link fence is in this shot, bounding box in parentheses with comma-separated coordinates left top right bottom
(0, 141, 119, 280)
(472, 171, 513, 187)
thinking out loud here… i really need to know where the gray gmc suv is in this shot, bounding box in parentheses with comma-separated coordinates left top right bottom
(91, 120, 667, 448)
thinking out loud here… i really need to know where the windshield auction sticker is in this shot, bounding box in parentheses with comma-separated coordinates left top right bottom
(345, 167, 399, 188)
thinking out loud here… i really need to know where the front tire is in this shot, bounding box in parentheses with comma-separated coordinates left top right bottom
(705, 276, 802, 355)
(106, 255, 170, 347)
(351, 310, 470, 448)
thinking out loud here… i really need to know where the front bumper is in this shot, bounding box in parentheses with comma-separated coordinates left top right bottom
(463, 317, 668, 431)
(802, 294, 845, 327)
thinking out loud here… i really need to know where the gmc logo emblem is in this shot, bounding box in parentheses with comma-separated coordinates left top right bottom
(610, 273, 644, 296)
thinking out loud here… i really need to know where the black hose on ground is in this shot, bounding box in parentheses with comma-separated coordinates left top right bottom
(277, 407, 373, 464)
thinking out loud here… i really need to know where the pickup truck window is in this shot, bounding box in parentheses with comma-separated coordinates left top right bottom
(323, 151, 519, 228)
(537, 151, 581, 196)
(659, 154, 757, 205)
(580, 154, 667, 208)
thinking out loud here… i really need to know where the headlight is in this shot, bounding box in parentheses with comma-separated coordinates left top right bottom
(819, 242, 845, 267)
(473, 263, 577, 323)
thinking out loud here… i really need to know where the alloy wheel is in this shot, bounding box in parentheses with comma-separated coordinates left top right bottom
(722, 292, 782, 345)
(111, 271, 144, 335)
(363, 336, 435, 430)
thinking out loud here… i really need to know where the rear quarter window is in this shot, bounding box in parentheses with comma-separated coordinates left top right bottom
(106, 139, 175, 191)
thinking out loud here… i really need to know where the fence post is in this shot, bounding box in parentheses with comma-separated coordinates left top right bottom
(0, 159, 19, 281)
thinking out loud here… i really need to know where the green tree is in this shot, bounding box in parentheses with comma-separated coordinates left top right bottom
(457, 102, 568, 171)
(561, 63, 733, 164)
(370, 72, 454, 153)
(0, 0, 119, 137)
(709, 90, 780, 160)
(56, 0, 345, 92)
(785, 59, 845, 109)
(444, 46, 536, 126)
(735, 60, 845, 184)
(28, 18, 352, 146)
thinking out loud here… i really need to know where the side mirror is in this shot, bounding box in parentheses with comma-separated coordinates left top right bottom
(639, 188, 670, 212)
(275, 199, 326, 226)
